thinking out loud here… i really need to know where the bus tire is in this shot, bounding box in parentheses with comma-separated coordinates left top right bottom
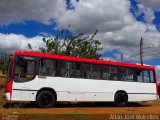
(114, 92, 128, 107)
(36, 91, 56, 108)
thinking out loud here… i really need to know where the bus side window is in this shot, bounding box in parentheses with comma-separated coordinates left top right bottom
(110, 66, 118, 80)
(128, 68, 136, 82)
(91, 64, 101, 79)
(150, 70, 155, 83)
(136, 69, 143, 82)
(102, 66, 110, 80)
(70, 62, 81, 78)
(59, 61, 70, 77)
(39, 59, 58, 76)
(59, 61, 81, 78)
(143, 70, 150, 83)
(81, 63, 92, 79)
(119, 67, 128, 81)
(116, 67, 136, 82)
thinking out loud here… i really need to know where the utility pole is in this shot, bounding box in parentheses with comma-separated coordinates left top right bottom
(121, 54, 123, 62)
(140, 37, 143, 65)
(140, 37, 144, 82)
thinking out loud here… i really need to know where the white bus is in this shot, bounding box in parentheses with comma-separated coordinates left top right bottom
(4, 50, 159, 108)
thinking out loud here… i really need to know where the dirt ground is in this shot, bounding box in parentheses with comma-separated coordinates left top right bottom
(1, 101, 160, 120)
(1, 78, 160, 120)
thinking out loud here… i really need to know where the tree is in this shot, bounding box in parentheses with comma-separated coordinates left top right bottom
(0, 59, 9, 74)
(0, 52, 12, 74)
(29, 30, 103, 59)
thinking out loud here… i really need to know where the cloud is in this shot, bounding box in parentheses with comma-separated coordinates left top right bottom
(56, 0, 134, 34)
(0, 33, 44, 52)
(136, 0, 160, 25)
(137, 0, 160, 11)
(136, 4, 155, 24)
(0, 0, 66, 25)
(156, 65, 160, 73)
(0, 0, 160, 63)
(55, 0, 160, 61)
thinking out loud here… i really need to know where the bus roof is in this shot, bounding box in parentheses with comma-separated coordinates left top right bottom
(14, 50, 155, 70)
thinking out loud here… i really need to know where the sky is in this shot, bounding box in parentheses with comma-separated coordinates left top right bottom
(0, 0, 160, 79)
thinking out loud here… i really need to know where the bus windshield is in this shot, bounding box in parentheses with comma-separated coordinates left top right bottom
(14, 56, 37, 82)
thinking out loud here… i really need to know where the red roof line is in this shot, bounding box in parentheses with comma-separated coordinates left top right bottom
(14, 50, 155, 70)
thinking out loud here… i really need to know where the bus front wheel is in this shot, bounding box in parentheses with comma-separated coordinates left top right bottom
(36, 91, 56, 108)
(114, 92, 128, 107)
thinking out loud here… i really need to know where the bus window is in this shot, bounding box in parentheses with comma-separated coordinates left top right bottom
(70, 62, 81, 78)
(150, 70, 155, 83)
(91, 64, 101, 79)
(102, 66, 117, 80)
(119, 67, 128, 81)
(59, 61, 71, 77)
(39, 59, 58, 76)
(119, 67, 136, 82)
(82, 63, 92, 79)
(143, 70, 150, 83)
(136, 69, 143, 82)
(59, 61, 81, 78)
(102, 66, 110, 80)
(110, 66, 118, 80)
(136, 69, 155, 83)
(60, 60, 71, 69)
(14, 57, 36, 82)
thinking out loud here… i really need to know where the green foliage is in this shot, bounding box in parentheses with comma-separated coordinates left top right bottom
(0, 53, 11, 74)
(31, 30, 103, 59)
(0, 60, 8, 74)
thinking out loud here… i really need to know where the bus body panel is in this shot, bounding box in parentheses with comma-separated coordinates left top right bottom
(11, 76, 157, 102)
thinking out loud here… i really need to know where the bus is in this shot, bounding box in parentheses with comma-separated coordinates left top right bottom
(4, 50, 159, 108)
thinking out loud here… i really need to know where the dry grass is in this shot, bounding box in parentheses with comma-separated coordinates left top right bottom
(0, 76, 5, 85)
(0, 77, 6, 108)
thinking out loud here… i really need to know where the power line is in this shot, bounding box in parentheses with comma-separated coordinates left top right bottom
(142, 40, 154, 45)
(121, 52, 139, 59)
(126, 52, 160, 62)
(120, 37, 160, 63)
(143, 52, 160, 58)
(144, 47, 160, 52)
(125, 56, 140, 62)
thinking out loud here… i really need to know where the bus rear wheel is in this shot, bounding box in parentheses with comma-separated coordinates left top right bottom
(36, 91, 56, 108)
(114, 92, 128, 107)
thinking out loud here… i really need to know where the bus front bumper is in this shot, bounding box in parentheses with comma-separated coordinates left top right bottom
(3, 92, 11, 100)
